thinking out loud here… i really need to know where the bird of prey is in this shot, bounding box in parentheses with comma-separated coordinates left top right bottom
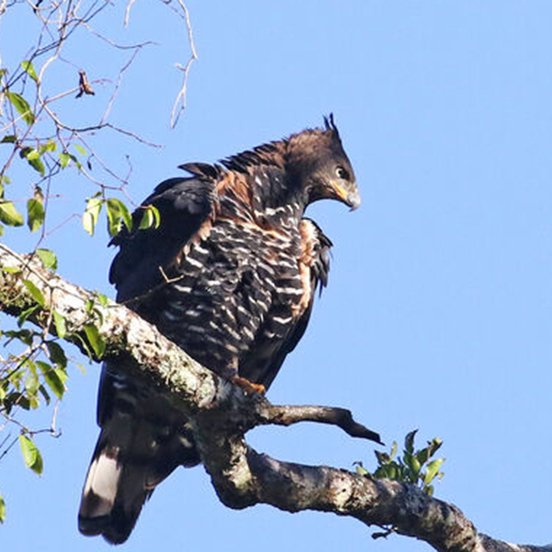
(78, 116, 361, 544)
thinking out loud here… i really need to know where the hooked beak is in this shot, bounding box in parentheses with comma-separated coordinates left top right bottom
(332, 181, 361, 211)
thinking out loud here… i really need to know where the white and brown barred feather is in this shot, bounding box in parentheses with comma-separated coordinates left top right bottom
(78, 116, 359, 544)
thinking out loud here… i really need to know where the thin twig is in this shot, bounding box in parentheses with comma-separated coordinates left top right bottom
(124, 0, 139, 27)
(100, 48, 142, 124)
(168, 0, 198, 128)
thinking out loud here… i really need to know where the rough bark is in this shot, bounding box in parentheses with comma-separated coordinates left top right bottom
(0, 242, 548, 552)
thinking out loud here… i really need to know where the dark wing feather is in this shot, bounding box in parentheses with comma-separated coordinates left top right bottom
(100, 168, 217, 435)
(109, 174, 215, 303)
(79, 171, 215, 543)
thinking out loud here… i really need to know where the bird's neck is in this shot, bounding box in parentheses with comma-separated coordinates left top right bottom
(248, 166, 306, 230)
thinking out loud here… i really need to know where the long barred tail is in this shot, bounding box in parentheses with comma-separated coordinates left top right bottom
(78, 365, 200, 544)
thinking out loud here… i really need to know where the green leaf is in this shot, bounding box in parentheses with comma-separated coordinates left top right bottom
(58, 152, 70, 168)
(17, 305, 38, 326)
(106, 201, 121, 237)
(416, 446, 430, 465)
(37, 361, 65, 399)
(353, 461, 368, 476)
(38, 384, 51, 405)
(27, 197, 45, 232)
(1, 135, 17, 144)
(82, 194, 103, 236)
(0, 201, 23, 226)
(52, 311, 66, 339)
(427, 437, 443, 457)
(74, 144, 86, 156)
(6, 392, 30, 411)
(0, 490, 5, 523)
(4, 328, 34, 345)
(96, 293, 109, 307)
(390, 441, 398, 460)
(25, 371, 39, 395)
(20, 147, 45, 176)
(25, 146, 39, 158)
(374, 450, 390, 465)
(71, 333, 94, 360)
(85, 298, 94, 314)
(38, 140, 56, 154)
(6, 92, 35, 125)
(29, 157, 45, 176)
(54, 367, 68, 386)
(118, 204, 133, 232)
(139, 206, 160, 230)
(18, 435, 43, 475)
(423, 458, 445, 487)
(24, 356, 37, 376)
(21, 60, 38, 83)
(22, 279, 45, 306)
(2, 266, 21, 274)
(404, 452, 421, 480)
(46, 340, 67, 367)
(106, 198, 132, 237)
(69, 154, 82, 170)
(375, 463, 399, 480)
(83, 324, 105, 358)
(36, 248, 57, 270)
(404, 429, 418, 454)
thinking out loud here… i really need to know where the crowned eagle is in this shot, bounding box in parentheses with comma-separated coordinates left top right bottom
(79, 116, 361, 543)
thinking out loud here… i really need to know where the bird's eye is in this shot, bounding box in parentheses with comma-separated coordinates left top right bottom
(335, 166, 349, 180)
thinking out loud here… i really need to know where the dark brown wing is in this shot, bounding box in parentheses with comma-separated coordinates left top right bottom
(79, 165, 217, 544)
(109, 165, 217, 303)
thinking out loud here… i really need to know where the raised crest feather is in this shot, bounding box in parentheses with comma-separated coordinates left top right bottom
(323, 113, 340, 138)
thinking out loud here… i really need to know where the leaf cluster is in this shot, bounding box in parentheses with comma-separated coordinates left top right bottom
(0, 323, 70, 522)
(0, 254, 110, 523)
(357, 430, 445, 497)
(0, 1, 179, 525)
(0, 330, 69, 415)
(83, 193, 160, 237)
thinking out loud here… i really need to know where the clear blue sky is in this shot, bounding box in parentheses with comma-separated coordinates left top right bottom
(2, 2, 552, 551)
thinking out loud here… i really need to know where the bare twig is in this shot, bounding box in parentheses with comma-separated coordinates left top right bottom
(100, 48, 142, 124)
(167, 0, 198, 128)
(124, 0, 139, 27)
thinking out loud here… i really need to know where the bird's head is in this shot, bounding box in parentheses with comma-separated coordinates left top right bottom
(287, 115, 360, 210)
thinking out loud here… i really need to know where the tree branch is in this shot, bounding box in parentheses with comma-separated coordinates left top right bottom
(257, 403, 383, 442)
(0, 242, 548, 552)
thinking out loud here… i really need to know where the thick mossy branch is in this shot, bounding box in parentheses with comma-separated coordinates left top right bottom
(0, 243, 548, 552)
(0, 244, 219, 414)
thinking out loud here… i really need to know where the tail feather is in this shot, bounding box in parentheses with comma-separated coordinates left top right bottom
(79, 367, 200, 544)
(78, 413, 150, 544)
(79, 444, 123, 526)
